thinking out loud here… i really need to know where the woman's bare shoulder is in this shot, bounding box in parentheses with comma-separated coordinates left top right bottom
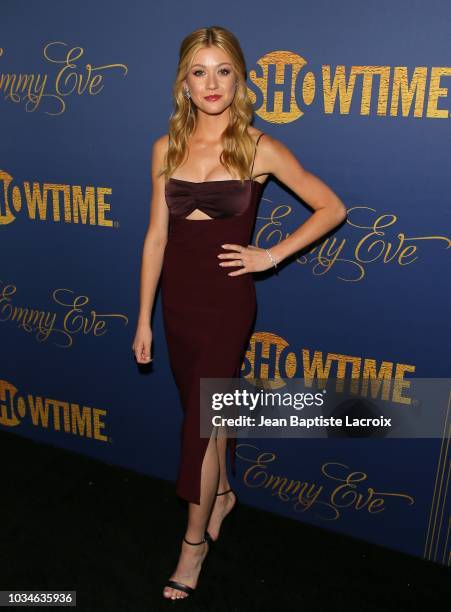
(151, 133, 170, 167)
(245, 128, 282, 162)
(153, 133, 169, 151)
(246, 125, 265, 143)
(246, 127, 281, 157)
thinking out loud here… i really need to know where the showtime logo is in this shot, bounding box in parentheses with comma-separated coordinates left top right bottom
(0, 170, 117, 226)
(249, 50, 451, 122)
(0, 379, 109, 441)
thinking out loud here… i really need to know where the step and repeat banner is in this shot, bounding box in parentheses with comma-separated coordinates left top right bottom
(1, 1, 449, 566)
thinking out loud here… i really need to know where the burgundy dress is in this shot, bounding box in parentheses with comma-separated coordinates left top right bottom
(161, 133, 264, 505)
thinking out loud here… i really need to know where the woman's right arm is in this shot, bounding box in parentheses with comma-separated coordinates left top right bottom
(132, 134, 169, 364)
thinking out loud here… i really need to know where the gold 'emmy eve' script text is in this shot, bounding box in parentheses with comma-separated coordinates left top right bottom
(0, 282, 128, 348)
(0, 42, 128, 114)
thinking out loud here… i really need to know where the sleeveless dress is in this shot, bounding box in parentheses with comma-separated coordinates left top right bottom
(161, 133, 265, 505)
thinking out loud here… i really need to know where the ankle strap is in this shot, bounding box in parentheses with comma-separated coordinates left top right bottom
(216, 488, 233, 496)
(183, 535, 206, 546)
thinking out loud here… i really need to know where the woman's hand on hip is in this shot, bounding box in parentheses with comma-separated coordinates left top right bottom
(217, 244, 278, 276)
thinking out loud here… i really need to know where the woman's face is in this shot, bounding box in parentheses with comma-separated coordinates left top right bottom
(183, 45, 237, 115)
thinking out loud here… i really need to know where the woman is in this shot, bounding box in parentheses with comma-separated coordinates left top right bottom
(132, 26, 347, 601)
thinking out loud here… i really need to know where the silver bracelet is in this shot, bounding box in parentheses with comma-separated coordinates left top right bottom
(264, 248, 278, 273)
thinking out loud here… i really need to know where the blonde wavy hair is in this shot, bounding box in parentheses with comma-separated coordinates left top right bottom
(161, 25, 256, 185)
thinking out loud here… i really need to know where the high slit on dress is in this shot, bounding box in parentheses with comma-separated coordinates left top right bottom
(161, 133, 265, 505)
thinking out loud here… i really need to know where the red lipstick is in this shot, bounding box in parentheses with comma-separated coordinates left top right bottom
(204, 95, 222, 101)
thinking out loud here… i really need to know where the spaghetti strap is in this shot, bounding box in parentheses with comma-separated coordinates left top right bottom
(250, 132, 265, 179)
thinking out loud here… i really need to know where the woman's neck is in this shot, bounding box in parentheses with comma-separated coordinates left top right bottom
(191, 108, 231, 142)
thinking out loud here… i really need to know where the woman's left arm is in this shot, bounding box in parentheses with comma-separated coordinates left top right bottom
(220, 134, 348, 275)
(260, 134, 348, 265)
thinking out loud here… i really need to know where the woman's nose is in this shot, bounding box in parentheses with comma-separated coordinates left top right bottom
(206, 72, 219, 89)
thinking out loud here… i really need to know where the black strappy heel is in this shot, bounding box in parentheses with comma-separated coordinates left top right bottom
(164, 534, 209, 599)
(205, 488, 237, 544)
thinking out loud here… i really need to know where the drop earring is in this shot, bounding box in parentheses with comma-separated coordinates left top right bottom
(184, 88, 191, 99)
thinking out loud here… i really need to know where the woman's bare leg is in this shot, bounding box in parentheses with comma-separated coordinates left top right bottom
(216, 428, 231, 491)
(206, 426, 237, 541)
(163, 433, 219, 600)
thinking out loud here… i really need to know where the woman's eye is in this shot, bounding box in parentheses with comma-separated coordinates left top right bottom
(192, 68, 231, 77)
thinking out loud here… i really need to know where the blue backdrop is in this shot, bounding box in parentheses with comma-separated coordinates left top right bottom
(1, 0, 449, 566)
